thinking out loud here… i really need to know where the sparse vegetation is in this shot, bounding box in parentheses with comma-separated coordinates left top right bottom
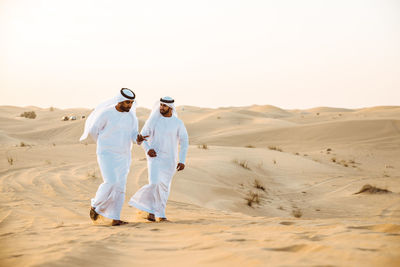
(326, 148, 332, 152)
(19, 141, 32, 147)
(273, 159, 276, 164)
(233, 159, 251, 170)
(49, 107, 55, 111)
(294, 152, 300, 156)
(217, 116, 221, 119)
(198, 144, 208, 149)
(245, 191, 260, 207)
(20, 111, 37, 119)
(7, 156, 14, 165)
(292, 208, 303, 218)
(331, 157, 358, 168)
(253, 179, 265, 191)
(268, 145, 283, 152)
(87, 169, 97, 179)
(245, 145, 255, 148)
(354, 184, 391, 194)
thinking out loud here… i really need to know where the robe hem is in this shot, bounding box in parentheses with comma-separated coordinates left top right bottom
(94, 207, 120, 221)
(128, 200, 165, 218)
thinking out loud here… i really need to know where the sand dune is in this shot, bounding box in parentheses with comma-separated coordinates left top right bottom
(1, 105, 399, 266)
(305, 107, 355, 113)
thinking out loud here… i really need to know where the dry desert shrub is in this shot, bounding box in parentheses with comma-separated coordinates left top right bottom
(268, 145, 283, 152)
(49, 107, 55, 111)
(354, 184, 391, 195)
(245, 145, 255, 148)
(292, 208, 303, 218)
(253, 179, 265, 191)
(7, 156, 14, 165)
(198, 144, 208, 149)
(245, 191, 260, 207)
(20, 111, 37, 119)
(233, 159, 251, 170)
(19, 141, 32, 147)
(87, 169, 98, 179)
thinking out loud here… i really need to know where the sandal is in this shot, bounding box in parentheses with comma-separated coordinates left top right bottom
(147, 213, 156, 222)
(90, 207, 99, 221)
(112, 220, 129, 226)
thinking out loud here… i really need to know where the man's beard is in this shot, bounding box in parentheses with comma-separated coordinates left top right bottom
(120, 106, 131, 112)
(160, 107, 169, 115)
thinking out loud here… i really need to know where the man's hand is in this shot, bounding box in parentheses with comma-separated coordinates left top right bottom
(176, 163, 185, 171)
(147, 149, 157, 157)
(136, 134, 149, 143)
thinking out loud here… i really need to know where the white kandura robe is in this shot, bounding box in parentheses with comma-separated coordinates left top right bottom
(129, 116, 188, 218)
(90, 106, 138, 220)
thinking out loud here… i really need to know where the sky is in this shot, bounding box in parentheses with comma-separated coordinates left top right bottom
(1, 0, 399, 109)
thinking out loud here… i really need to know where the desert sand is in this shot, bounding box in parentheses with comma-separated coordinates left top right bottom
(0, 104, 399, 266)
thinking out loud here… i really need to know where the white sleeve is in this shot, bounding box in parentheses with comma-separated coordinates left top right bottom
(178, 122, 189, 164)
(89, 112, 107, 142)
(131, 117, 139, 144)
(140, 123, 152, 152)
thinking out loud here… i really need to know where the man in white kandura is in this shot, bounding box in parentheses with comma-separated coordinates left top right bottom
(80, 88, 147, 226)
(129, 96, 189, 222)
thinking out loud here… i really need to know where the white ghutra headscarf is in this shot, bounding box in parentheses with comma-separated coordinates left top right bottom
(80, 88, 137, 141)
(142, 96, 178, 133)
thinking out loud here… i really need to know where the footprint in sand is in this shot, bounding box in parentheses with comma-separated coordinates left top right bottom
(264, 244, 308, 252)
(226, 238, 246, 242)
(279, 221, 295, 225)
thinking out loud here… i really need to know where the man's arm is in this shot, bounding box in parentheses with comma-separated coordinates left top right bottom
(89, 113, 107, 142)
(177, 122, 189, 171)
(140, 124, 153, 155)
(131, 117, 148, 145)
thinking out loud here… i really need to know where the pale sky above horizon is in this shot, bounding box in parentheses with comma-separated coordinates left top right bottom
(1, 0, 399, 109)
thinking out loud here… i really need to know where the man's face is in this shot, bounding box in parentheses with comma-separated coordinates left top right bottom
(159, 103, 171, 115)
(119, 100, 133, 112)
